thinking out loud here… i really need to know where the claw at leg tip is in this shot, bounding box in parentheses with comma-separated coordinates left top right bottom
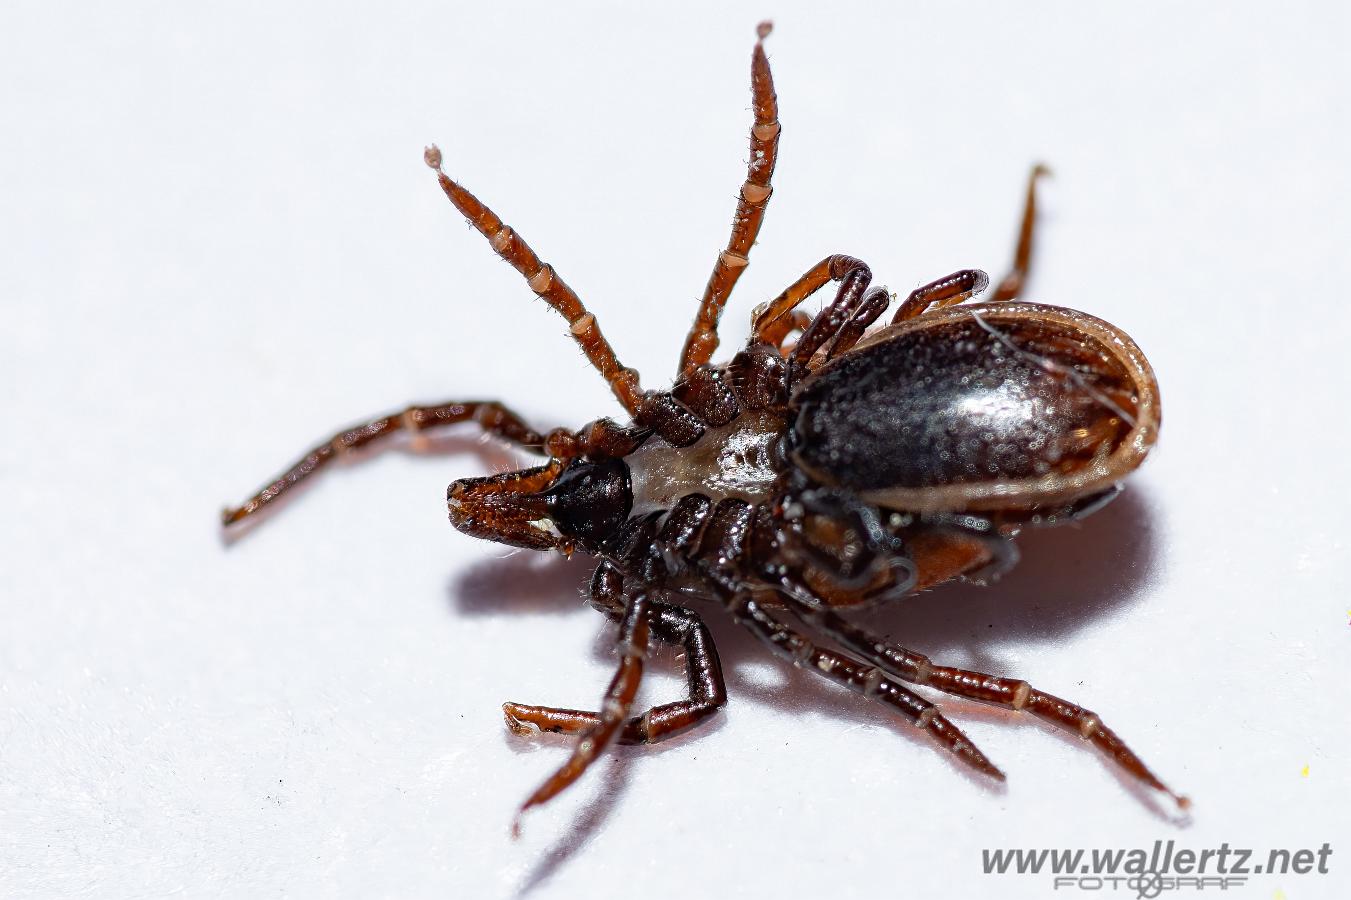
(756, 20, 773, 40)
(502, 701, 532, 735)
(423, 144, 443, 172)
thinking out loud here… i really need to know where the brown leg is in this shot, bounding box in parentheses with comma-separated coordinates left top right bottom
(890, 269, 990, 324)
(792, 600, 1190, 809)
(424, 148, 644, 416)
(679, 21, 781, 376)
(990, 164, 1051, 302)
(728, 593, 1004, 781)
(513, 594, 652, 833)
(751, 254, 867, 341)
(503, 601, 726, 746)
(825, 285, 891, 359)
(222, 400, 550, 526)
(759, 309, 813, 355)
(505, 561, 726, 745)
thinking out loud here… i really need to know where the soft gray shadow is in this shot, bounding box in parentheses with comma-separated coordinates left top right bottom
(873, 486, 1161, 656)
(512, 755, 634, 898)
(449, 485, 1172, 843)
(452, 552, 595, 617)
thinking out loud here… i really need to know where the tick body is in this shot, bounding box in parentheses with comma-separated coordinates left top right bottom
(224, 22, 1186, 827)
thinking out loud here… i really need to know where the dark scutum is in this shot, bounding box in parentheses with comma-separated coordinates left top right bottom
(792, 314, 1138, 492)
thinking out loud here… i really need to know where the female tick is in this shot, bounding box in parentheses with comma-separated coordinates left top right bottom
(224, 21, 1187, 829)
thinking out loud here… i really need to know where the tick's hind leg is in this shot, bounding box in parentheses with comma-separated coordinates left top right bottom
(222, 400, 554, 527)
(504, 562, 726, 746)
(990, 164, 1051, 302)
(512, 593, 652, 833)
(504, 612, 725, 745)
(791, 600, 1190, 810)
(729, 592, 1004, 781)
(679, 21, 781, 375)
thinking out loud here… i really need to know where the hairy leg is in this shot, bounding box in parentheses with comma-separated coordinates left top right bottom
(825, 285, 892, 359)
(222, 400, 550, 526)
(751, 254, 867, 343)
(728, 592, 1003, 780)
(788, 597, 1189, 809)
(503, 600, 726, 744)
(513, 593, 652, 832)
(890, 269, 990, 324)
(679, 21, 782, 375)
(424, 147, 644, 416)
(759, 309, 813, 354)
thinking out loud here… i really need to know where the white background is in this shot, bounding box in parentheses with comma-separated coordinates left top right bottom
(3, 2, 1349, 897)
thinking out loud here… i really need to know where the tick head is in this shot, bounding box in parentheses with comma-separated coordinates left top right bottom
(446, 466, 563, 552)
(446, 456, 632, 554)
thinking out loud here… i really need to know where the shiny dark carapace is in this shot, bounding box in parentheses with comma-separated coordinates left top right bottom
(792, 302, 1160, 514)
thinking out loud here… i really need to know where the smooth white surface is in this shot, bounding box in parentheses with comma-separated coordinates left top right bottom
(3, 2, 1349, 897)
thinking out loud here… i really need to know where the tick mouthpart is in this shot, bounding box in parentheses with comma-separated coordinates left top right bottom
(446, 478, 561, 551)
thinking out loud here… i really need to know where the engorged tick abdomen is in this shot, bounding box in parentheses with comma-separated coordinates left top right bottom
(790, 306, 1146, 500)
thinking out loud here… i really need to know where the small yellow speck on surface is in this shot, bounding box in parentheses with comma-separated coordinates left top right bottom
(1301, 764, 1310, 777)
(1274, 889, 1286, 900)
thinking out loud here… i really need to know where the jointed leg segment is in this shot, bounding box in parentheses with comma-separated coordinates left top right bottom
(222, 400, 549, 526)
(891, 269, 991, 324)
(679, 21, 782, 375)
(512, 593, 653, 831)
(751, 254, 876, 368)
(787, 599, 1190, 809)
(991, 163, 1051, 302)
(759, 309, 814, 354)
(825, 285, 892, 359)
(503, 599, 726, 746)
(423, 146, 645, 417)
(728, 592, 1004, 780)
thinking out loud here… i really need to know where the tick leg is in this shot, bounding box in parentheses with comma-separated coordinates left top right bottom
(679, 22, 781, 376)
(513, 594, 652, 831)
(424, 148, 644, 417)
(751, 254, 869, 345)
(789, 599, 1190, 810)
(759, 309, 813, 355)
(825, 285, 891, 360)
(746, 253, 877, 369)
(728, 592, 1004, 781)
(503, 601, 726, 745)
(890, 269, 991, 324)
(505, 561, 727, 744)
(990, 164, 1051, 302)
(222, 400, 552, 526)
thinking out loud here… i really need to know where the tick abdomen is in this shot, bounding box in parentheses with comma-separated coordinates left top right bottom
(791, 303, 1157, 513)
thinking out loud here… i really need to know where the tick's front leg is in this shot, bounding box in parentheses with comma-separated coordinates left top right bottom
(679, 22, 782, 376)
(222, 400, 559, 527)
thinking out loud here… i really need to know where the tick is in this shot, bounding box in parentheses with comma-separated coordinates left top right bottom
(223, 21, 1188, 828)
